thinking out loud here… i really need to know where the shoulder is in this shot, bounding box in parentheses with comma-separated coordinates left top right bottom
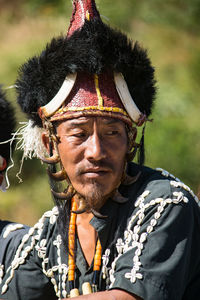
(127, 163, 199, 208)
(142, 166, 199, 210)
(0, 221, 30, 285)
(0, 221, 29, 239)
(0, 207, 61, 298)
(0, 220, 30, 256)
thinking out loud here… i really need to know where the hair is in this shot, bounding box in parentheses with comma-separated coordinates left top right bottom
(0, 87, 16, 163)
(16, 19, 156, 127)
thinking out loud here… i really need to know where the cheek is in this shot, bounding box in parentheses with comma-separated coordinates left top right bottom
(110, 139, 128, 178)
(57, 143, 83, 182)
(57, 144, 74, 172)
(110, 138, 128, 163)
(107, 142, 127, 176)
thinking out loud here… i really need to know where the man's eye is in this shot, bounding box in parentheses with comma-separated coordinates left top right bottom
(73, 132, 86, 138)
(107, 130, 118, 136)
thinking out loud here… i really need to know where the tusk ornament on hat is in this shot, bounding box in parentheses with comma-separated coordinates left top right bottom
(40, 72, 143, 125)
(40, 73, 77, 118)
(114, 73, 142, 124)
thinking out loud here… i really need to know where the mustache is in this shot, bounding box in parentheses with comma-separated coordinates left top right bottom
(75, 160, 114, 176)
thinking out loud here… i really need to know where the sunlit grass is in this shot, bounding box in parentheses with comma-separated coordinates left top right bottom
(0, 174, 53, 225)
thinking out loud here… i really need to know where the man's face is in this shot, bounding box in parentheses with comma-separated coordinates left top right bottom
(56, 116, 128, 209)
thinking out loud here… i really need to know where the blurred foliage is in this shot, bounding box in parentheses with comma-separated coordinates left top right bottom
(1, 0, 200, 32)
(0, 0, 199, 225)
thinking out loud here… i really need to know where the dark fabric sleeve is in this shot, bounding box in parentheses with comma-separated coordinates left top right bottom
(0, 221, 29, 271)
(109, 188, 200, 300)
(1, 253, 57, 300)
(0, 222, 57, 300)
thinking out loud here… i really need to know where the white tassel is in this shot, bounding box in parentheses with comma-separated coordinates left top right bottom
(0, 121, 47, 186)
(15, 120, 47, 160)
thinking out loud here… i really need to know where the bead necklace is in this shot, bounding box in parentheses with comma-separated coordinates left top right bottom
(68, 197, 102, 298)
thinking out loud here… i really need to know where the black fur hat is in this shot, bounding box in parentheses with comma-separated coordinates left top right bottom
(16, 19, 156, 128)
(0, 87, 16, 163)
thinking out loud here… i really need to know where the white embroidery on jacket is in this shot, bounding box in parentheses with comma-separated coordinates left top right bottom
(1, 207, 59, 296)
(102, 249, 111, 279)
(0, 264, 4, 284)
(3, 224, 24, 239)
(156, 168, 199, 205)
(109, 169, 193, 287)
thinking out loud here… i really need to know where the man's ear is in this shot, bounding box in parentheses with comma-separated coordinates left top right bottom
(42, 131, 58, 156)
(42, 132, 50, 153)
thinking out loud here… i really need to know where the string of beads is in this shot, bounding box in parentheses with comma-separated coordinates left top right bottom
(68, 197, 102, 297)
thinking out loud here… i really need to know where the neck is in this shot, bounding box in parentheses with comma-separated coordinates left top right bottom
(76, 212, 98, 266)
(76, 211, 94, 225)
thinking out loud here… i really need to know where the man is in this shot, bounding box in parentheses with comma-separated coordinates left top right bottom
(1, 1, 200, 299)
(0, 87, 16, 192)
(0, 87, 29, 287)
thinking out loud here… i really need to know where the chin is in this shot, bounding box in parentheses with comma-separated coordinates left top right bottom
(76, 182, 111, 209)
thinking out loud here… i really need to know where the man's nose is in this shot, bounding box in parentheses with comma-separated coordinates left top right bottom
(85, 132, 106, 161)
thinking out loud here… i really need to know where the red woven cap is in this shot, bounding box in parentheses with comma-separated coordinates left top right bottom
(67, 0, 101, 37)
(50, 71, 132, 126)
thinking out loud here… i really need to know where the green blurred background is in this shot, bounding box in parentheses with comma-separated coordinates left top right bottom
(0, 0, 200, 225)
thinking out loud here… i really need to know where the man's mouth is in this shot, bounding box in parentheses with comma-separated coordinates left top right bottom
(82, 168, 111, 178)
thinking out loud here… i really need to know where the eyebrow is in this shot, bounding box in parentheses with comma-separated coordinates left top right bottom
(67, 119, 89, 127)
(102, 118, 122, 125)
(66, 117, 122, 128)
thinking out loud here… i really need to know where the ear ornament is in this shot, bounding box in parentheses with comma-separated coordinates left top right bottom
(72, 197, 87, 214)
(40, 131, 61, 164)
(112, 190, 129, 204)
(90, 208, 107, 219)
(47, 167, 67, 181)
(51, 184, 75, 200)
(123, 171, 141, 186)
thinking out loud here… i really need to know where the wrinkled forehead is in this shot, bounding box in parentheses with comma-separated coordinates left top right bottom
(54, 115, 128, 130)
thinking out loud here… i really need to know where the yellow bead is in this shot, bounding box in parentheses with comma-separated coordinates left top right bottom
(82, 282, 92, 295)
(70, 288, 79, 298)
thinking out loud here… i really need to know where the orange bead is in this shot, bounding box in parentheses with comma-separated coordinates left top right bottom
(68, 197, 77, 284)
(69, 224, 76, 230)
(68, 256, 75, 261)
(68, 275, 74, 281)
(68, 265, 76, 270)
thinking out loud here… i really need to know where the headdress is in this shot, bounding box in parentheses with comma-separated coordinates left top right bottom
(16, 0, 156, 133)
(0, 87, 16, 190)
